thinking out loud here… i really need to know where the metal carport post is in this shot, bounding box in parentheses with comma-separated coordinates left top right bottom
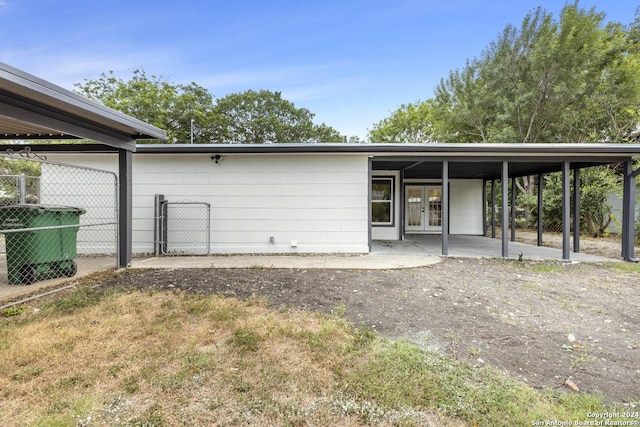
(502, 161, 509, 257)
(537, 173, 544, 246)
(442, 161, 449, 255)
(118, 149, 133, 267)
(562, 161, 571, 260)
(491, 179, 496, 238)
(622, 160, 639, 262)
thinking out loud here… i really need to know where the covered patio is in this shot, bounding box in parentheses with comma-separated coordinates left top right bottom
(372, 234, 616, 262)
(371, 143, 640, 262)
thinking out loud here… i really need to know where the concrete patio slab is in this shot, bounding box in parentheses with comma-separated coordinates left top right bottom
(373, 234, 619, 262)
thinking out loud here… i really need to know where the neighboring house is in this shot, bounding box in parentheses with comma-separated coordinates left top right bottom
(39, 142, 640, 259)
(606, 184, 640, 234)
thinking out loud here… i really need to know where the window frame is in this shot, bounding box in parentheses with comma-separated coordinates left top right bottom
(371, 176, 395, 227)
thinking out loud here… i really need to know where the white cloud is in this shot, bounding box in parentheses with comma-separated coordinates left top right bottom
(186, 61, 373, 105)
(193, 62, 345, 90)
(280, 78, 366, 103)
(0, 1, 8, 11)
(0, 44, 184, 90)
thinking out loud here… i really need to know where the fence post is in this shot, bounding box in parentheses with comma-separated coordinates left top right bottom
(154, 194, 165, 256)
(19, 174, 26, 204)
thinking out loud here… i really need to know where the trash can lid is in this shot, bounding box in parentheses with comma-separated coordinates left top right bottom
(0, 204, 86, 214)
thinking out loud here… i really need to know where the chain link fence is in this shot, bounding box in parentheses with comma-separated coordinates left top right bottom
(483, 178, 636, 259)
(0, 151, 117, 285)
(155, 198, 210, 256)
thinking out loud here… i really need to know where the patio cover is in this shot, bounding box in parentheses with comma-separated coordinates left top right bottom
(0, 62, 165, 150)
(0, 62, 167, 267)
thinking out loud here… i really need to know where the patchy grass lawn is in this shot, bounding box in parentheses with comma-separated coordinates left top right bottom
(0, 279, 629, 426)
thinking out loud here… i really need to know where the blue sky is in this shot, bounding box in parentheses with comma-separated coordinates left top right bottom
(0, 0, 636, 141)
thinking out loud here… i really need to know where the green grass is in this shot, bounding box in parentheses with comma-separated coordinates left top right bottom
(0, 284, 629, 426)
(604, 261, 640, 273)
(2, 306, 26, 317)
(131, 402, 168, 427)
(41, 284, 118, 315)
(340, 340, 608, 426)
(228, 328, 262, 352)
(526, 263, 564, 273)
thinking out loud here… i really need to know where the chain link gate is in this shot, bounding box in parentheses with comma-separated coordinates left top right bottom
(0, 149, 118, 285)
(154, 194, 210, 256)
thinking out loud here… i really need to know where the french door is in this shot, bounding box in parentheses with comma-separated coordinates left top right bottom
(405, 185, 442, 232)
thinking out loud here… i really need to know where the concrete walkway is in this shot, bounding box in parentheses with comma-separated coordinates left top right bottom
(0, 255, 116, 304)
(129, 235, 617, 271)
(131, 253, 441, 270)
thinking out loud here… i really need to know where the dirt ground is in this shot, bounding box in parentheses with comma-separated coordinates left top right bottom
(97, 258, 639, 405)
(515, 230, 627, 260)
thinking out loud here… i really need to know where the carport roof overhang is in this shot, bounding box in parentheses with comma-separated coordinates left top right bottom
(367, 144, 640, 179)
(133, 141, 640, 159)
(153, 142, 640, 179)
(14, 141, 640, 178)
(0, 62, 167, 151)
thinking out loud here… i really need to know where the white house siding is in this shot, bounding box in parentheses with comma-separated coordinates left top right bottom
(449, 179, 484, 235)
(44, 153, 370, 254)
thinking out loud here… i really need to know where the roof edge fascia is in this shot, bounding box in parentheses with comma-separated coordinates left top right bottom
(0, 62, 167, 141)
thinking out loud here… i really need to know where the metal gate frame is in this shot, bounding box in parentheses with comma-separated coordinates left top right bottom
(154, 194, 210, 256)
(0, 150, 120, 284)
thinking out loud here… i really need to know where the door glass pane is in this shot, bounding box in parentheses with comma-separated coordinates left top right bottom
(428, 188, 442, 227)
(407, 188, 422, 227)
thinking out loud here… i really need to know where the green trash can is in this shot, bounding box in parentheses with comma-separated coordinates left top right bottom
(0, 204, 86, 285)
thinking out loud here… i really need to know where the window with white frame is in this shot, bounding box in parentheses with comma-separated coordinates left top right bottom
(371, 177, 394, 226)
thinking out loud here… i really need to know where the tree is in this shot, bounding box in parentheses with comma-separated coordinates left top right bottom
(432, 2, 640, 144)
(369, 100, 444, 143)
(214, 90, 343, 143)
(75, 70, 222, 144)
(370, 1, 640, 236)
(540, 168, 618, 236)
(0, 157, 41, 205)
(76, 74, 343, 144)
(373, 2, 640, 145)
(433, 62, 496, 143)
